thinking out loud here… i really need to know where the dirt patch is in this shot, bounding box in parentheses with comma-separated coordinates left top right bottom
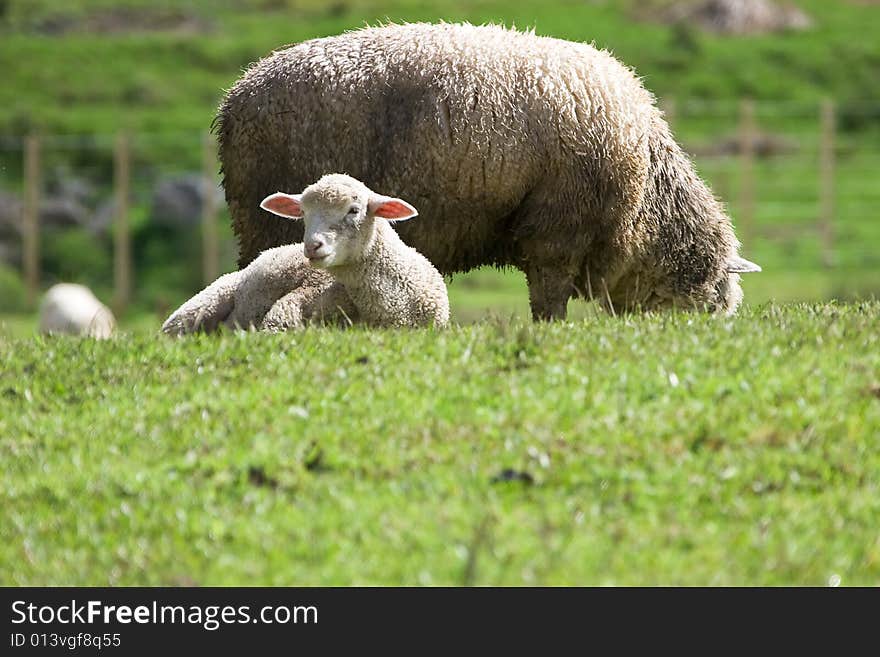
(687, 130, 797, 158)
(649, 0, 812, 35)
(33, 7, 213, 36)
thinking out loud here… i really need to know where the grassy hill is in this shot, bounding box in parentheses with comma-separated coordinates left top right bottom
(0, 1, 878, 139)
(2, 302, 879, 585)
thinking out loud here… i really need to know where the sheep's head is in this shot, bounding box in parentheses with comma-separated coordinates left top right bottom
(260, 174, 418, 269)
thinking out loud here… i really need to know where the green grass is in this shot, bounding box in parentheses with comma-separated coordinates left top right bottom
(2, 302, 879, 585)
(2, 0, 878, 588)
(1, 0, 878, 138)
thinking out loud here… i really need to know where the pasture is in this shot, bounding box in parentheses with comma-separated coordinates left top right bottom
(1, 0, 879, 586)
(2, 303, 879, 585)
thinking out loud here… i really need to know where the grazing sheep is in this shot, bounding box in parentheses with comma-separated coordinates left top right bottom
(260, 173, 449, 328)
(39, 283, 115, 339)
(217, 22, 760, 320)
(160, 244, 356, 334)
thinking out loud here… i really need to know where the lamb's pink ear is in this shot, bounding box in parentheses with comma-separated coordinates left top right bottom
(260, 192, 303, 219)
(368, 194, 418, 222)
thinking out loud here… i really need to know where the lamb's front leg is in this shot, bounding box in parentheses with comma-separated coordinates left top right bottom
(260, 281, 358, 332)
(302, 281, 359, 327)
(259, 288, 309, 332)
(161, 271, 241, 335)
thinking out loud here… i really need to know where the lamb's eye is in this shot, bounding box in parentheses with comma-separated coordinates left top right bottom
(346, 206, 360, 216)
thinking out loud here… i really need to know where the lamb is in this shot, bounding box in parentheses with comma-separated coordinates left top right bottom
(216, 22, 760, 320)
(160, 243, 354, 334)
(39, 283, 116, 339)
(161, 174, 448, 333)
(259, 173, 449, 328)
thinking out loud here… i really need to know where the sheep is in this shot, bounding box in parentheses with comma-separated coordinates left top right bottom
(160, 243, 356, 334)
(161, 174, 448, 333)
(216, 22, 760, 320)
(39, 283, 115, 339)
(259, 173, 449, 328)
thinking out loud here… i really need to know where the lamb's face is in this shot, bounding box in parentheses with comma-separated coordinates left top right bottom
(299, 185, 374, 269)
(260, 173, 419, 269)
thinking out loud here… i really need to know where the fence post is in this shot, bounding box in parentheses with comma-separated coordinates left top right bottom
(113, 131, 132, 314)
(22, 135, 41, 307)
(202, 131, 219, 285)
(738, 99, 756, 252)
(819, 99, 835, 268)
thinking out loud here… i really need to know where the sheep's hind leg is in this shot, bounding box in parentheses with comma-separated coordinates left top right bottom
(523, 263, 574, 321)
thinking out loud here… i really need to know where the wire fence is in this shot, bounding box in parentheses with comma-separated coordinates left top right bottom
(665, 99, 880, 278)
(0, 98, 878, 314)
(0, 130, 235, 315)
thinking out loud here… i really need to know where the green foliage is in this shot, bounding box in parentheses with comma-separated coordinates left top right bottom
(0, 264, 26, 312)
(40, 227, 112, 292)
(1, 303, 879, 585)
(133, 223, 205, 310)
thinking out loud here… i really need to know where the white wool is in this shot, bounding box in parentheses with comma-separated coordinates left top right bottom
(161, 174, 448, 334)
(300, 174, 449, 329)
(218, 22, 759, 318)
(161, 244, 351, 334)
(39, 283, 115, 339)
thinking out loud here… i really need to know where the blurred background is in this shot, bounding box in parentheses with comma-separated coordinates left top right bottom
(0, 0, 878, 330)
